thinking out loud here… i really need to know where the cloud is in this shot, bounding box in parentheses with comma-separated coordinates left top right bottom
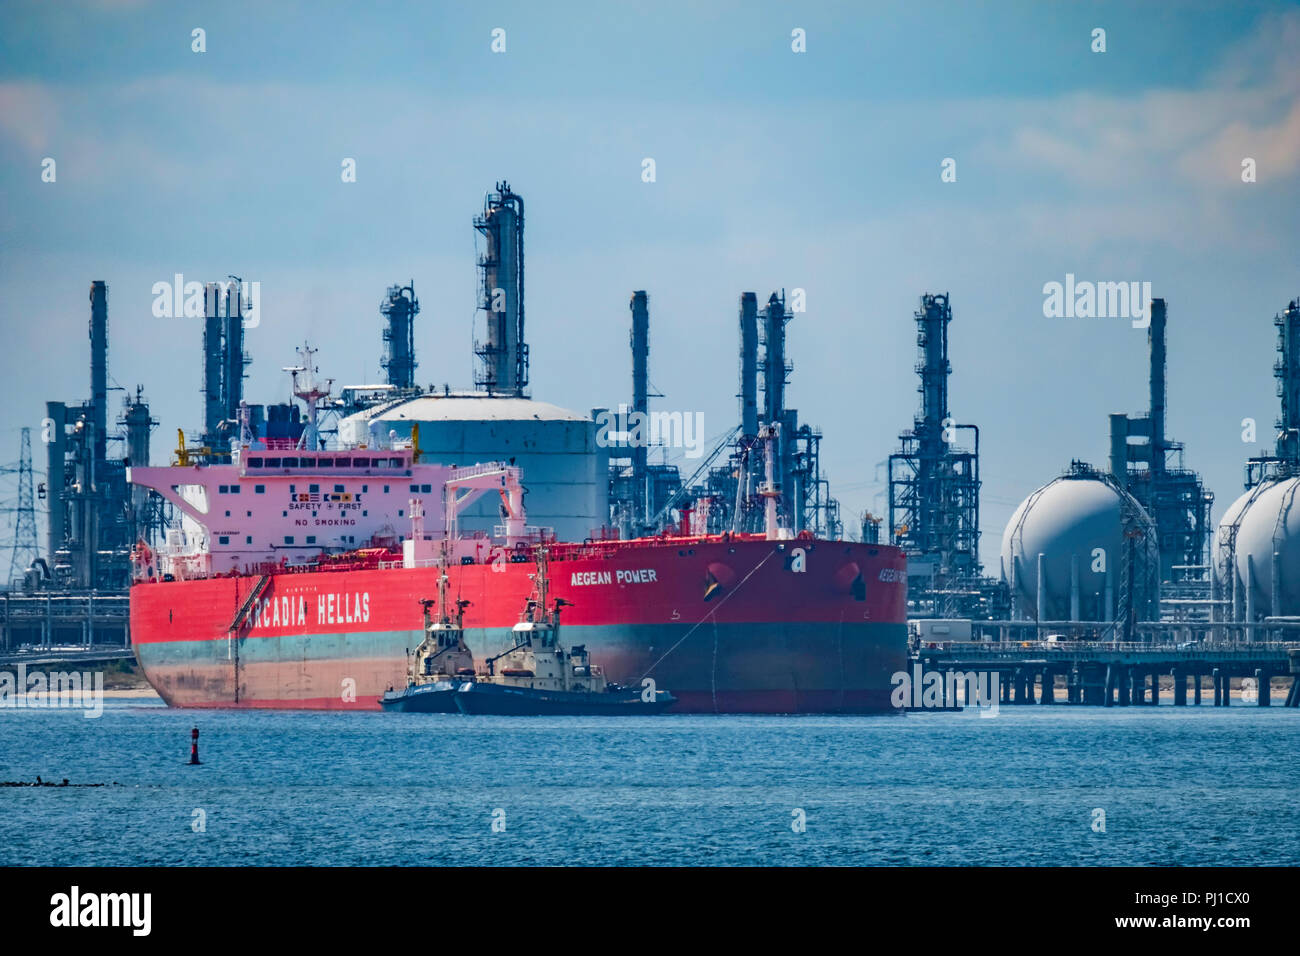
(0, 83, 59, 152)
(977, 10, 1300, 193)
(1179, 99, 1300, 184)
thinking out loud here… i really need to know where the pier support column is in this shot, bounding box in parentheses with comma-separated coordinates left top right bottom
(1194, 673, 1202, 706)
(1040, 668, 1053, 704)
(1083, 666, 1105, 705)
(1104, 665, 1115, 707)
(1285, 677, 1299, 708)
(1117, 666, 1130, 706)
(1173, 669, 1186, 706)
(1212, 668, 1223, 706)
(1149, 670, 1159, 706)
(1256, 669, 1270, 707)
(1131, 669, 1144, 705)
(1025, 669, 1036, 704)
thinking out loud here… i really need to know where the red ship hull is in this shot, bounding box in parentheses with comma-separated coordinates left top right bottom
(129, 536, 907, 713)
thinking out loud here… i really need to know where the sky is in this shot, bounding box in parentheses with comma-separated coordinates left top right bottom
(1, 0, 1298, 579)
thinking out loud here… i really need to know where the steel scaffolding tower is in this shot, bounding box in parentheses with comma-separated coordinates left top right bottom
(1245, 298, 1300, 487)
(888, 293, 981, 613)
(1107, 298, 1214, 592)
(634, 289, 840, 540)
(6, 428, 39, 584)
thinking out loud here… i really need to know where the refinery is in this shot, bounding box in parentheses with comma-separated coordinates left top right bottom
(1, 179, 1298, 709)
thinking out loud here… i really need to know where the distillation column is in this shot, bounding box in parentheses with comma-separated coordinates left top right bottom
(475, 182, 527, 396)
(629, 291, 650, 526)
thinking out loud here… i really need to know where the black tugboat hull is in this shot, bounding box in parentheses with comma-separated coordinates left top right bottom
(379, 681, 460, 713)
(453, 681, 677, 716)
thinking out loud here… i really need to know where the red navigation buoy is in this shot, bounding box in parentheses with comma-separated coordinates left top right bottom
(189, 726, 201, 765)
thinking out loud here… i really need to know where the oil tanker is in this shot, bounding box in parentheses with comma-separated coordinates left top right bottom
(126, 437, 907, 713)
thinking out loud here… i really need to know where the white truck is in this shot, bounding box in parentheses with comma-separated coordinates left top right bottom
(910, 619, 975, 647)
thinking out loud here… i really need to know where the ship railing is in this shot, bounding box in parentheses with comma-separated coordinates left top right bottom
(919, 640, 1300, 655)
(380, 557, 436, 570)
(538, 531, 772, 562)
(448, 462, 513, 480)
(152, 530, 794, 580)
(241, 551, 398, 577)
(493, 524, 550, 540)
(378, 530, 783, 570)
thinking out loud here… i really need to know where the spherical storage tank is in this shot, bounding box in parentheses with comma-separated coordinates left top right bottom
(338, 393, 609, 543)
(1212, 487, 1254, 589)
(1000, 467, 1158, 621)
(1212, 477, 1300, 618)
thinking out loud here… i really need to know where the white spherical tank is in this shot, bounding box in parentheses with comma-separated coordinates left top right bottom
(1215, 477, 1300, 617)
(1211, 487, 1255, 588)
(1000, 470, 1157, 621)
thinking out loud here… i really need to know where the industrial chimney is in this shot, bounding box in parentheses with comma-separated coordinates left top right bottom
(738, 293, 759, 438)
(474, 181, 528, 396)
(89, 281, 108, 466)
(629, 291, 649, 525)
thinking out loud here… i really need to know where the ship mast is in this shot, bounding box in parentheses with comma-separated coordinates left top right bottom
(282, 343, 334, 452)
(525, 547, 549, 625)
(437, 535, 452, 627)
(537, 547, 548, 603)
(759, 422, 783, 539)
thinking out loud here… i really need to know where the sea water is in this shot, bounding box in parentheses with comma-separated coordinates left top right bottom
(2, 702, 1296, 866)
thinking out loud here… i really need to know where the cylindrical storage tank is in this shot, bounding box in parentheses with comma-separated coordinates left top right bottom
(1219, 477, 1300, 618)
(339, 394, 608, 543)
(1000, 470, 1157, 622)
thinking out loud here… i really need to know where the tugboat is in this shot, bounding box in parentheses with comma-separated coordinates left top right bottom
(379, 552, 475, 713)
(453, 550, 677, 716)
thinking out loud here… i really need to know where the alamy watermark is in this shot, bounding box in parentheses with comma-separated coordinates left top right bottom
(595, 408, 705, 460)
(49, 886, 150, 936)
(890, 664, 1000, 717)
(1, 664, 104, 718)
(151, 274, 260, 328)
(1042, 274, 1152, 328)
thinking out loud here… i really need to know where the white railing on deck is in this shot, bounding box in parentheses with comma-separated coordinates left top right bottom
(448, 462, 508, 480)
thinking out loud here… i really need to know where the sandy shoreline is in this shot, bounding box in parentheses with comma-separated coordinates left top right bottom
(1, 687, 163, 704)
(102, 688, 163, 700)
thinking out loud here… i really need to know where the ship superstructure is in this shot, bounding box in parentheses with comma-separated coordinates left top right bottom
(129, 343, 538, 580)
(128, 445, 532, 580)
